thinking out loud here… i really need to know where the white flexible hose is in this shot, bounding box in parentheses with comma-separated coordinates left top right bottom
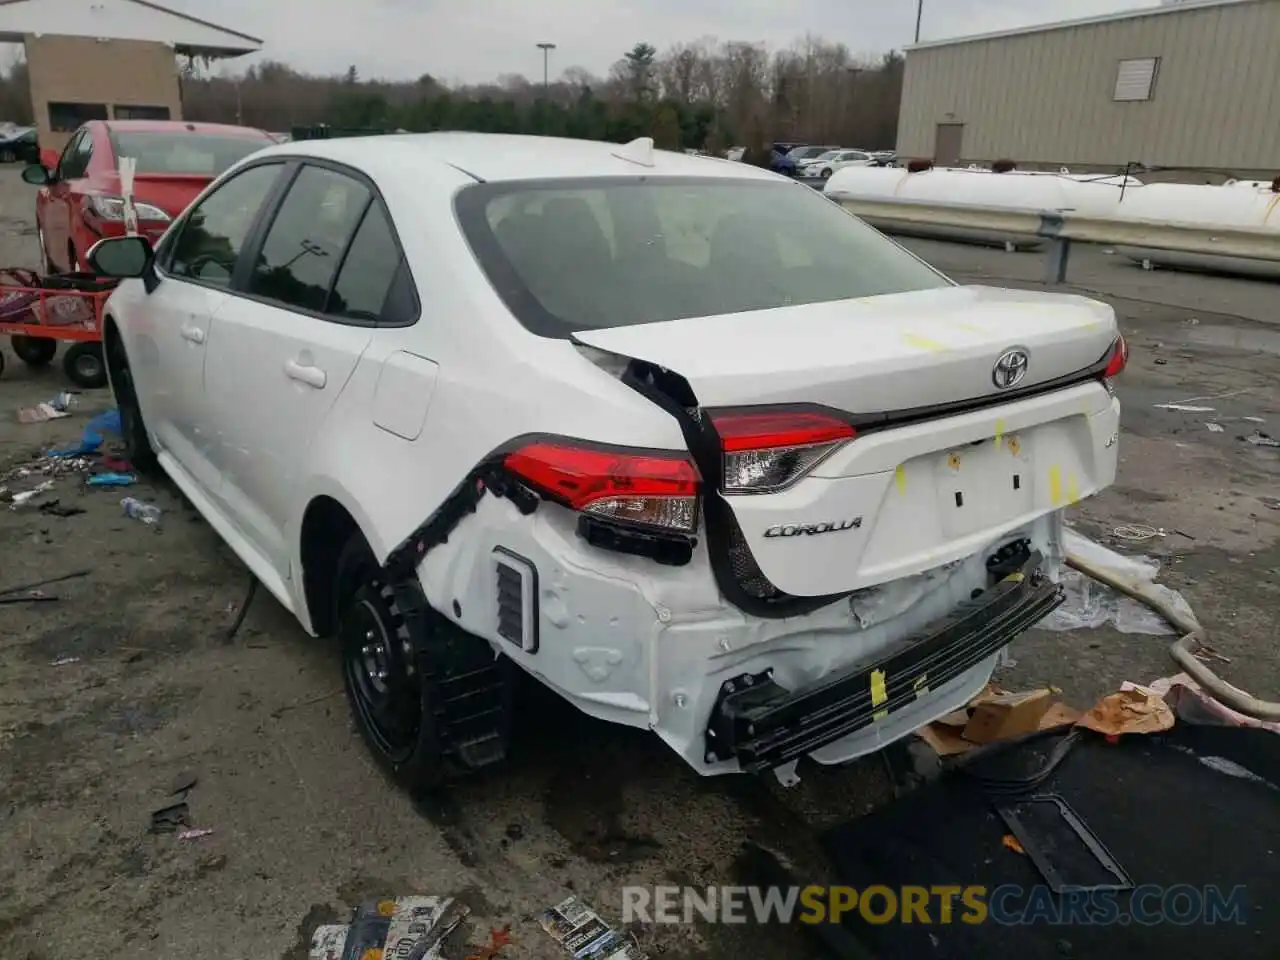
(1065, 552, 1280, 722)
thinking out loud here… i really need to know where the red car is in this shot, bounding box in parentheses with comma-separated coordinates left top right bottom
(24, 119, 277, 275)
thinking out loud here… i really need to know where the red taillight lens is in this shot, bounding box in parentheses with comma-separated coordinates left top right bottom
(711, 410, 855, 494)
(504, 441, 700, 533)
(1102, 334, 1128, 378)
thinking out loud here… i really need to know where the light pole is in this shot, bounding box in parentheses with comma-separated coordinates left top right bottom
(914, 0, 923, 43)
(536, 42, 556, 97)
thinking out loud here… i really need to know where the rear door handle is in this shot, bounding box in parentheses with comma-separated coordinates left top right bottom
(180, 324, 205, 344)
(284, 358, 327, 389)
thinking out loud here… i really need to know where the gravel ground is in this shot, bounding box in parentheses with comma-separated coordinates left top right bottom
(1, 167, 1277, 958)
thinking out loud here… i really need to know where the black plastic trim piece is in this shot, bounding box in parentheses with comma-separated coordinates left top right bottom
(705, 550, 1063, 772)
(576, 514, 696, 566)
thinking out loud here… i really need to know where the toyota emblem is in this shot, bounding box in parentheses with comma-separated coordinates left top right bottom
(992, 349, 1030, 389)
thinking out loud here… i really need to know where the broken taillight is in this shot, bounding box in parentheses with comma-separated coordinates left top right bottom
(503, 441, 700, 533)
(1102, 333, 1129, 379)
(711, 410, 856, 494)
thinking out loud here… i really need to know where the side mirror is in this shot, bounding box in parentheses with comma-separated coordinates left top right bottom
(21, 163, 51, 186)
(86, 235, 154, 280)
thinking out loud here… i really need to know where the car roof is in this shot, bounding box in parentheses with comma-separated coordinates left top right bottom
(101, 120, 272, 138)
(251, 132, 787, 184)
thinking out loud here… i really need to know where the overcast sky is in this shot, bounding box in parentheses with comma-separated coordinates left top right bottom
(161, 0, 1163, 84)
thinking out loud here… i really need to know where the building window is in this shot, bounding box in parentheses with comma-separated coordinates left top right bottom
(48, 102, 108, 132)
(113, 105, 172, 121)
(1113, 58, 1159, 101)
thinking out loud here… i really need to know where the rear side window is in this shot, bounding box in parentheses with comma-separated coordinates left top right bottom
(169, 163, 282, 287)
(456, 178, 949, 338)
(246, 165, 371, 314)
(328, 202, 402, 323)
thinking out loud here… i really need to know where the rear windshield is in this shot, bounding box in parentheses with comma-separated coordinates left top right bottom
(110, 132, 274, 176)
(456, 177, 950, 338)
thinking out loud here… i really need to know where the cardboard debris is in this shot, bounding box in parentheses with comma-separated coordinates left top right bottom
(16, 402, 69, 424)
(1076, 687, 1175, 737)
(917, 685, 1080, 757)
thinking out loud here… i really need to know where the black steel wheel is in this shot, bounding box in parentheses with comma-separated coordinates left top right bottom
(105, 330, 157, 474)
(11, 334, 57, 367)
(337, 536, 445, 791)
(62, 341, 107, 389)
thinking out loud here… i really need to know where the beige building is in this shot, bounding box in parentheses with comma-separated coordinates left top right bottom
(896, 0, 1280, 179)
(0, 0, 261, 152)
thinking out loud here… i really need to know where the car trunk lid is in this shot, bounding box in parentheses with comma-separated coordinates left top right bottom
(574, 285, 1122, 597)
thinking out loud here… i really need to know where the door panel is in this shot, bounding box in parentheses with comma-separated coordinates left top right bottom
(203, 163, 382, 572)
(934, 123, 965, 167)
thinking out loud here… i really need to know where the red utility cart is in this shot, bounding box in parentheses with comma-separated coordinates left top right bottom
(0, 267, 114, 388)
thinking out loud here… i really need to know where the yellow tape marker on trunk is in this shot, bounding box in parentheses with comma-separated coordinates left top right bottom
(1067, 472, 1081, 504)
(994, 418, 1006, 449)
(903, 333, 947, 353)
(1049, 466, 1064, 506)
(895, 464, 907, 494)
(871, 669, 889, 721)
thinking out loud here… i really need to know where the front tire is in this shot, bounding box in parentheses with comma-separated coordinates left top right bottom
(337, 535, 447, 793)
(105, 330, 158, 474)
(820, 167, 833, 179)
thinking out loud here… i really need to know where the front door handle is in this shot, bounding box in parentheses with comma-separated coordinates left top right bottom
(284, 358, 327, 389)
(180, 324, 205, 344)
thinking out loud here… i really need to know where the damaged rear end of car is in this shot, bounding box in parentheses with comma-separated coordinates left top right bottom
(393, 170, 1126, 779)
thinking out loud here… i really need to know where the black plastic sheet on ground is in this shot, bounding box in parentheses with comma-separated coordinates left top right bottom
(821, 725, 1280, 959)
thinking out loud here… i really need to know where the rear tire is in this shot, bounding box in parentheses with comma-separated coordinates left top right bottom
(105, 329, 158, 474)
(820, 168, 833, 179)
(63, 342, 107, 389)
(336, 534, 447, 793)
(11, 335, 57, 367)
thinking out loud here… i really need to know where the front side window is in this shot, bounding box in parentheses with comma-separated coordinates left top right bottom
(457, 178, 950, 338)
(169, 163, 283, 287)
(245, 165, 371, 313)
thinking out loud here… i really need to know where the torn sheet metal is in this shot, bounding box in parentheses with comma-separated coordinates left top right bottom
(309, 897, 468, 960)
(540, 896, 646, 960)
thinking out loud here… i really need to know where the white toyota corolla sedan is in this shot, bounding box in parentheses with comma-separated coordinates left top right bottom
(86, 132, 1126, 791)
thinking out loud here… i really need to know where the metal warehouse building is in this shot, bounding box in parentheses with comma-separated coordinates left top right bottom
(895, 0, 1280, 179)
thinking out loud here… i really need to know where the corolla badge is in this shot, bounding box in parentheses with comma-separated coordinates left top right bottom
(764, 518, 863, 538)
(992, 348, 1030, 390)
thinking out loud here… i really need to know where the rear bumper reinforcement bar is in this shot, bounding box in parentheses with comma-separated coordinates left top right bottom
(705, 551, 1064, 773)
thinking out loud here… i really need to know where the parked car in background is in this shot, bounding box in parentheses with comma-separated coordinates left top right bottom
(801, 149, 877, 179)
(787, 145, 839, 164)
(86, 132, 1124, 792)
(0, 125, 38, 164)
(23, 119, 277, 275)
(770, 148, 798, 176)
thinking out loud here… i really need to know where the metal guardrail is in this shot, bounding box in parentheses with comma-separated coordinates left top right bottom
(825, 194, 1280, 284)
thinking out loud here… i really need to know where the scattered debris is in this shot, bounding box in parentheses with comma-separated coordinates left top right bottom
(1154, 403, 1214, 413)
(917, 685, 1080, 757)
(1262, 497, 1280, 511)
(121, 497, 161, 525)
(540, 896, 646, 960)
(1112, 523, 1163, 541)
(7, 479, 55, 508)
(1077, 687, 1175, 737)
(1142, 674, 1280, 733)
(150, 801, 191, 833)
(1205, 421, 1224, 433)
(1001, 833, 1026, 855)
(39, 499, 85, 518)
(1040, 530, 1194, 636)
(50, 656, 80, 667)
(308, 898, 469, 960)
(465, 925, 513, 960)
(1244, 431, 1280, 448)
(16, 401, 69, 424)
(87, 472, 136, 487)
(0, 569, 90, 601)
(177, 828, 215, 841)
(1243, 415, 1266, 423)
